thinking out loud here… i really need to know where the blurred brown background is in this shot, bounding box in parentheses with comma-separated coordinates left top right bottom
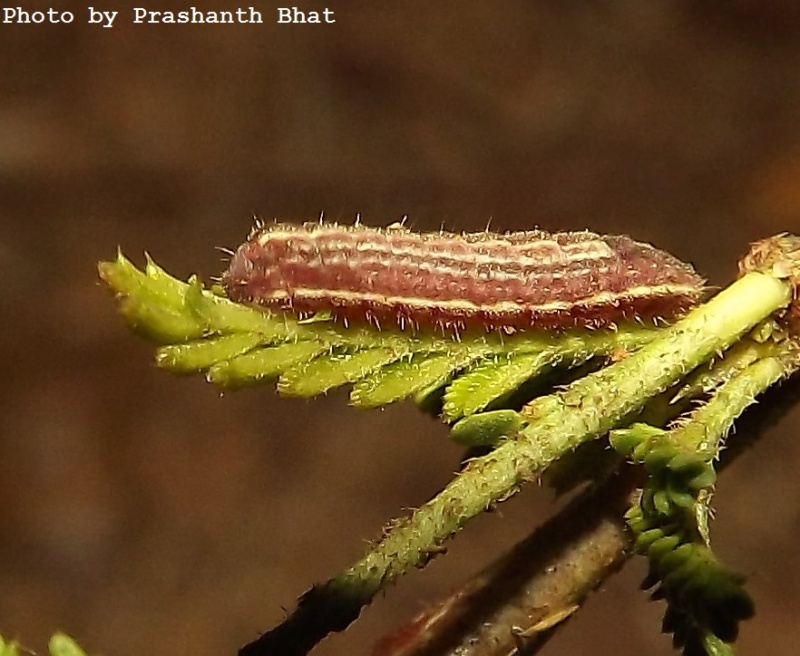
(2, 1, 800, 655)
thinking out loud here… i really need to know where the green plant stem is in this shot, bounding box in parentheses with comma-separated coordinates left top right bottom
(674, 350, 799, 455)
(372, 341, 800, 656)
(241, 270, 796, 655)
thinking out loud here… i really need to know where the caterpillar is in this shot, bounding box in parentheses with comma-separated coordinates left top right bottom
(221, 222, 704, 333)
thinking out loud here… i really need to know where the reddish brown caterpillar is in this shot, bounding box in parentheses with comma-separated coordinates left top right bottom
(222, 222, 704, 333)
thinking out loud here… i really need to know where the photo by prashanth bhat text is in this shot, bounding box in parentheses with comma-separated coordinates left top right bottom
(1, 6, 336, 26)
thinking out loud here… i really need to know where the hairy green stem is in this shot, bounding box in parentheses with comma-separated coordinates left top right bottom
(373, 340, 800, 656)
(242, 271, 795, 655)
(345, 274, 790, 586)
(676, 350, 799, 455)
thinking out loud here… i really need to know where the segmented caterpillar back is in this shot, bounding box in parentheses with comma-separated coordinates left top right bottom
(222, 222, 704, 333)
